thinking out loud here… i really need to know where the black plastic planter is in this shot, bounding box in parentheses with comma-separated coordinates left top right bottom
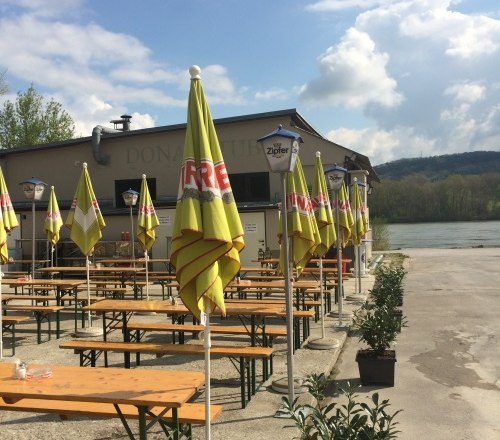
(356, 350, 396, 387)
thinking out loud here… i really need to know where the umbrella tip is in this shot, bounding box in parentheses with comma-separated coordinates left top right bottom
(82, 162, 87, 169)
(316, 151, 321, 158)
(51, 185, 54, 190)
(189, 65, 201, 79)
(142, 174, 146, 179)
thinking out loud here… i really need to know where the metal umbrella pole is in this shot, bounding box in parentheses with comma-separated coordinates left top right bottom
(335, 191, 343, 326)
(281, 172, 295, 405)
(31, 201, 35, 279)
(129, 204, 135, 268)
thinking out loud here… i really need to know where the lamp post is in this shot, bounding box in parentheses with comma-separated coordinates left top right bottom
(20, 178, 47, 279)
(324, 164, 347, 326)
(257, 125, 301, 406)
(122, 189, 139, 267)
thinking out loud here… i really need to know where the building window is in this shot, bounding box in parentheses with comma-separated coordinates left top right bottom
(229, 172, 269, 203)
(115, 178, 156, 208)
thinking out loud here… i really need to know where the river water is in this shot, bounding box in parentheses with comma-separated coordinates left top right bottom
(387, 220, 500, 249)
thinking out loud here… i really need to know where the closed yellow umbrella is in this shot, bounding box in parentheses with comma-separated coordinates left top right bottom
(171, 65, 244, 440)
(311, 152, 336, 343)
(278, 157, 320, 277)
(337, 181, 354, 248)
(351, 178, 367, 294)
(136, 174, 159, 300)
(44, 186, 63, 266)
(65, 162, 106, 334)
(0, 166, 18, 358)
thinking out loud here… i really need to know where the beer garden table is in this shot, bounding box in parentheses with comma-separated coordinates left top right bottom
(0, 363, 204, 440)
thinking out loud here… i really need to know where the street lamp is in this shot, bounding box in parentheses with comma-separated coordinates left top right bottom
(20, 178, 47, 279)
(257, 125, 301, 407)
(122, 189, 139, 267)
(324, 164, 347, 326)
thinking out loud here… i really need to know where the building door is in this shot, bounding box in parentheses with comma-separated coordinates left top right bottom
(239, 212, 266, 267)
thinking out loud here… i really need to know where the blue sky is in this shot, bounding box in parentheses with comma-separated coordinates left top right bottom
(1, 0, 499, 165)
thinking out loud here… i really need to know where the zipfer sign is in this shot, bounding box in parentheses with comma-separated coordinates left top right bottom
(263, 140, 299, 173)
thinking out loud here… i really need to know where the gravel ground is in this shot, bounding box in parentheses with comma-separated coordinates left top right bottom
(0, 272, 370, 440)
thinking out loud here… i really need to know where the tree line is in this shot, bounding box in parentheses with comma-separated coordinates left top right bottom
(369, 173, 500, 223)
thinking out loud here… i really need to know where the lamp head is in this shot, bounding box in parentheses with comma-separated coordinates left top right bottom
(122, 189, 139, 206)
(20, 178, 47, 201)
(324, 164, 347, 192)
(257, 125, 302, 173)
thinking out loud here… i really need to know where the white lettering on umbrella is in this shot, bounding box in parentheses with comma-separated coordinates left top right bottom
(73, 205, 98, 232)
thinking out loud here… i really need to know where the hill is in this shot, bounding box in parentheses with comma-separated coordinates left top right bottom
(374, 151, 500, 180)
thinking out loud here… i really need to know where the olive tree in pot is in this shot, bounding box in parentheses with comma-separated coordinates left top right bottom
(371, 266, 406, 307)
(352, 303, 406, 387)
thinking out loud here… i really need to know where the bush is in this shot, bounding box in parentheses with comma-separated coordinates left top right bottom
(370, 265, 406, 309)
(277, 373, 402, 439)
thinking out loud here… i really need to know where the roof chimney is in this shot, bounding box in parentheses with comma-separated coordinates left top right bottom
(110, 114, 132, 131)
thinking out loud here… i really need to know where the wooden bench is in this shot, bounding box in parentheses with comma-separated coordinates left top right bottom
(113, 321, 285, 375)
(77, 285, 128, 299)
(1, 315, 30, 356)
(1, 294, 57, 305)
(0, 400, 222, 440)
(60, 340, 273, 408)
(3, 305, 65, 343)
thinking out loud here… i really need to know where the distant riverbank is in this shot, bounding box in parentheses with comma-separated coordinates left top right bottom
(387, 220, 500, 249)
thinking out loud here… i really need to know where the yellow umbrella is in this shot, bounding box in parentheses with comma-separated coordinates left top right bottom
(65, 162, 106, 333)
(44, 186, 63, 266)
(337, 181, 354, 248)
(311, 152, 336, 340)
(351, 178, 367, 293)
(0, 166, 18, 358)
(278, 157, 320, 277)
(0, 166, 18, 263)
(136, 174, 159, 300)
(171, 65, 244, 439)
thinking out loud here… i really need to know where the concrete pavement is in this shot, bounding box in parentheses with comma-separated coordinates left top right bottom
(331, 248, 500, 440)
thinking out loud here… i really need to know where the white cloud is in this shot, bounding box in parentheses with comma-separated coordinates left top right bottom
(299, 28, 403, 108)
(327, 126, 437, 165)
(0, 6, 245, 133)
(308, 1, 500, 162)
(444, 82, 485, 103)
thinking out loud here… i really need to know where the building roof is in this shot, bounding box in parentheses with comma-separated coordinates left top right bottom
(0, 108, 379, 181)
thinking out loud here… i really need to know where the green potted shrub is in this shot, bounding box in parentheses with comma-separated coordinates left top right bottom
(277, 373, 402, 439)
(371, 266, 406, 307)
(352, 303, 405, 386)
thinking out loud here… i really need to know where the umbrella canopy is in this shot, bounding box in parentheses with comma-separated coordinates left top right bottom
(171, 65, 244, 321)
(336, 181, 354, 248)
(65, 163, 106, 256)
(136, 174, 159, 253)
(350, 179, 367, 246)
(171, 65, 244, 440)
(311, 152, 336, 257)
(44, 186, 63, 247)
(0, 167, 19, 263)
(0, 166, 18, 358)
(278, 157, 320, 277)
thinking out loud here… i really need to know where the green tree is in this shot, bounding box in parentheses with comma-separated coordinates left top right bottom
(0, 70, 8, 96)
(0, 84, 75, 149)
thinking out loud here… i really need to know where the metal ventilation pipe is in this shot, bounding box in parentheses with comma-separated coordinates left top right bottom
(91, 115, 132, 165)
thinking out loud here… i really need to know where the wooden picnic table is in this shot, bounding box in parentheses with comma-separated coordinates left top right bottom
(37, 266, 145, 298)
(82, 298, 311, 390)
(0, 363, 204, 440)
(4, 279, 86, 339)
